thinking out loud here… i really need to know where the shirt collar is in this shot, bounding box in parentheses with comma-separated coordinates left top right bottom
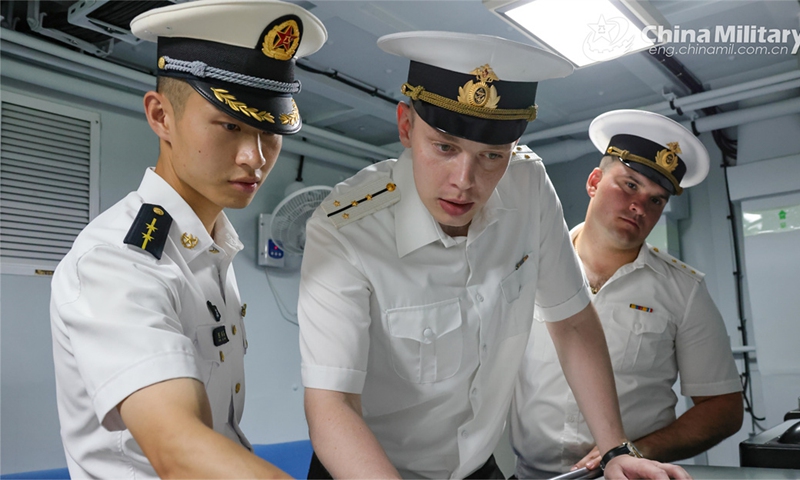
(137, 168, 242, 263)
(394, 150, 443, 258)
(465, 179, 510, 246)
(393, 150, 514, 257)
(570, 222, 667, 278)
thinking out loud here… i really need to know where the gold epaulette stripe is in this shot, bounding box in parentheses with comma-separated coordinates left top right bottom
(327, 183, 396, 218)
(323, 176, 401, 229)
(511, 145, 540, 163)
(650, 246, 704, 280)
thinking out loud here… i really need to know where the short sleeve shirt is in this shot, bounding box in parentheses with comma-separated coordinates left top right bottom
(510, 223, 742, 477)
(50, 168, 250, 479)
(298, 151, 590, 479)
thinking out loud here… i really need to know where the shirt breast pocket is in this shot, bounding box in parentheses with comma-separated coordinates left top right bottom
(500, 256, 537, 338)
(500, 253, 535, 304)
(386, 298, 463, 384)
(606, 307, 671, 373)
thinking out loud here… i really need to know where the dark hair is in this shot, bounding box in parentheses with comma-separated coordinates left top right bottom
(156, 77, 193, 119)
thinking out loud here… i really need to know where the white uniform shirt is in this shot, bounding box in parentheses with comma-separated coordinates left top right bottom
(51, 168, 250, 479)
(299, 151, 590, 479)
(511, 223, 742, 478)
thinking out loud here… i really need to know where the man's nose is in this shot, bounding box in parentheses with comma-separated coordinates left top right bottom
(237, 134, 267, 170)
(451, 155, 476, 189)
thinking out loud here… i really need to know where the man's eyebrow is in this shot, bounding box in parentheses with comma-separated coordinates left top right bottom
(433, 129, 459, 142)
(626, 172, 670, 199)
(623, 174, 642, 185)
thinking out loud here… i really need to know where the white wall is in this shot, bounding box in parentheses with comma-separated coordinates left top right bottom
(0, 67, 355, 473)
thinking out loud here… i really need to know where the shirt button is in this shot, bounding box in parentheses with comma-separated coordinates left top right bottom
(422, 328, 434, 344)
(461, 430, 468, 438)
(235, 383, 241, 393)
(482, 343, 488, 353)
(471, 388, 477, 396)
(476, 294, 484, 302)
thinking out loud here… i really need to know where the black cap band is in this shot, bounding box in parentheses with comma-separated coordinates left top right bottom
(607, 134, 687, 195)
(405, 61, 538, 145)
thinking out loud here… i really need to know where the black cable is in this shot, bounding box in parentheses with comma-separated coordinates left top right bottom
(296, 60, 399, 106)
(649, 50, 764, 432)
(721, 151, 766, 432)
(296, 137, 306, 183)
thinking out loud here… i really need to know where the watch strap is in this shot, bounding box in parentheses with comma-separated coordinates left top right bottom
(600, 442, 643, 470)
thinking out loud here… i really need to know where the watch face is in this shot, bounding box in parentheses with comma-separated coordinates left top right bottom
(627, 442, 643, 458)
(601, 441, 644, 470)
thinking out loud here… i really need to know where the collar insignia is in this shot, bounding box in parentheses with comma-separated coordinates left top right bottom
(181, 232, 198, 249)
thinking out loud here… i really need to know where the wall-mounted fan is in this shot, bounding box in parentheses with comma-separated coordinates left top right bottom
(258, 149, 333, 325)
(270, 185, 332, 255)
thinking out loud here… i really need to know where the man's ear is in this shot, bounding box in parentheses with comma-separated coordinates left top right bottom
(396, 102, 413, 149)
(586, 167, 603, 198)
(143, 91, 173, 143)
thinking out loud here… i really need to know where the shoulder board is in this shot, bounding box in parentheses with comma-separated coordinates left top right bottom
(510, 144, 541, 163)
(123, 203, 173, 260)
(322, 176, 400, 229)
(648, 246, 705, 281)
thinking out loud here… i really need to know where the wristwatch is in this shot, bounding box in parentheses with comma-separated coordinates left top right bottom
(599, 441, 644, 470)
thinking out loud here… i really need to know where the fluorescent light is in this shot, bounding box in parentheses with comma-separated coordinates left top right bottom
(487, 0, 657, 68)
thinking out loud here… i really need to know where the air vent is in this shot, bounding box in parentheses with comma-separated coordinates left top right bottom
(0, 92, 100, 275)
(68, 0, 175, 45)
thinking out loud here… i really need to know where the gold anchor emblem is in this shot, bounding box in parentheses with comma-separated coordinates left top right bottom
(655, 141, 681, 173)
(181, 233, 198, 249)
(457, 64, 501, 109)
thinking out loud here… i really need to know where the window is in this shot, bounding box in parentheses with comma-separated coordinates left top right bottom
(0, 91, 99, 275)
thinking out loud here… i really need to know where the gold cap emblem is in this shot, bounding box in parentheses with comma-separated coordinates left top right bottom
(262, 19, 300, 61)
(655, 141, 681, 173)
(458, 64, 500, 109)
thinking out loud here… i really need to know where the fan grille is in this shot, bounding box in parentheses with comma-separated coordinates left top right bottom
(271, 186, 332, 255)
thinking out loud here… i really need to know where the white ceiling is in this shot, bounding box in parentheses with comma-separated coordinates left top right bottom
(9, 0, 800, 158)
(279, 0, 800, 150)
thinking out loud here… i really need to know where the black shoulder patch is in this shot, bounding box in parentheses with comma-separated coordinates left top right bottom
(123, 204, 173, 260)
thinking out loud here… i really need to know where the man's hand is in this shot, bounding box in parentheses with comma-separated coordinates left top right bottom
(603, 455, 692, 480)
(572, 445, 601, 471)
